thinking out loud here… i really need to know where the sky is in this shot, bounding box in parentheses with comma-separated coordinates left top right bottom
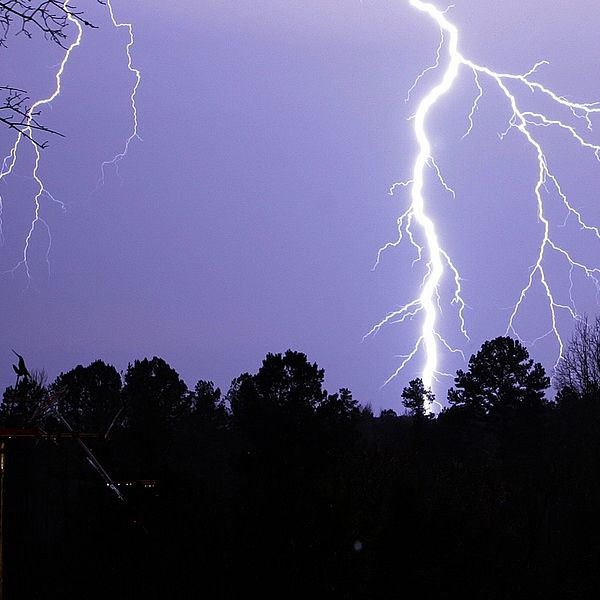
(2, 0, 600, 412)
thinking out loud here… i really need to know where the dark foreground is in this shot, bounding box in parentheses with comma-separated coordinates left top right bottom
(2, 342, 600, 599)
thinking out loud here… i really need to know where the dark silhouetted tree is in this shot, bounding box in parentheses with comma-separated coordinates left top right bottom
(122, 357, 189, 437)
(319, 387, 360, 420)
(379, 408, 398, 419)
(448, 336, 550, 415)
(554, 315, 600, 400)
(401, 378, 434, 418)
(50, 360, 122, 432)
(120, 357, 190, 479)
(189, 379, 227, 427)
(316, 387, 362, 453)
(228, 350, 327, 424)
(0, 369, 47, 426)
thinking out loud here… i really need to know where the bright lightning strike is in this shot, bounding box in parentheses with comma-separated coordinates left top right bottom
(367, 0, 600, 412)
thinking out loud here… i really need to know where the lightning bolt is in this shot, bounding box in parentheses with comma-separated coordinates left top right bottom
(0, 0, 82, 285)
(367, 0, 600, 412)
(96, 0, 141, 187)
(0, 0, 141, 286)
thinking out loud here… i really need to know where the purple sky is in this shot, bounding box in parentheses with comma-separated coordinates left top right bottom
(2, 0, 600, 411)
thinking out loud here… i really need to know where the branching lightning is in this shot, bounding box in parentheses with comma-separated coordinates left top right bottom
(0, 0, 140, 286)
(0, 1, 81, 284)
(367, 0, 600, 411)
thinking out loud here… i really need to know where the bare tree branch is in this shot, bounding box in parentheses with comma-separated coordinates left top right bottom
(555, 315, 600, 396)
(0, 1, 104, 146)
(0, 86, 64, 148)
(0, 1, 100, 48)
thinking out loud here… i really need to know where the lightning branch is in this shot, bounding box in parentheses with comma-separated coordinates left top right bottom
(0, 0, 140, 286)
(366, 0, 600, 412)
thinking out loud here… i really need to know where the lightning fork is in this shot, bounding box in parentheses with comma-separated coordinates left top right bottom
(1, 0, 141, 285)
(0, 0, 82, 284)
(368, 0, 600, 410)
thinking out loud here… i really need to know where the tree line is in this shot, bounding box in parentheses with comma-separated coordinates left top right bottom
(3, 319, 600, 598)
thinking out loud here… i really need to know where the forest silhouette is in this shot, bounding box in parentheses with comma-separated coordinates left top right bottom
(3, 324, 600, 599)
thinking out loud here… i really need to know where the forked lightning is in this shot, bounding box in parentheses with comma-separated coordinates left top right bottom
(367, 0, 600, 411)
(0, 0, 140, 285)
